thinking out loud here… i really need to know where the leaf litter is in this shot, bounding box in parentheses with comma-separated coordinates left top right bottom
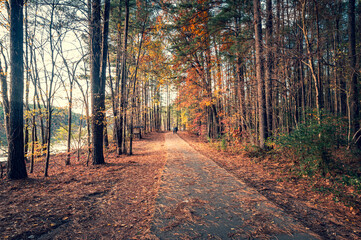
(0, 132, 167, 240)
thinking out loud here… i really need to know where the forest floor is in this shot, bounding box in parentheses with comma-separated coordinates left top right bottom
(0, 131, 360, 239)
(0, 132, 167, 240)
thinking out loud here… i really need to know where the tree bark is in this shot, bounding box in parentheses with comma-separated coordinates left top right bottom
(7, 0, 27, 179)
(119, 0, 130, 154)
(24, 2, 30, 163)
(90, 0, 105, 165)
(0, 56, 9, 139)
(253, 0, 267, 149)
(100, 0, 110, 150)
(114, 1, 122, 154)
(348, 0, 360, 147)
(66, 84, 73, 166)
(265, 0, 273, 137)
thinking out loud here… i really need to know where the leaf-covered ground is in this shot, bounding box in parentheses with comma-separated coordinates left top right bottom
(1, 131, 361, 239)
(178, 132, 361, 240)
(0, 132, 166, 240)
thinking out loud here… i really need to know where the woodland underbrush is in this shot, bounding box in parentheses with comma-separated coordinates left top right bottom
(206, 114, 361, 212)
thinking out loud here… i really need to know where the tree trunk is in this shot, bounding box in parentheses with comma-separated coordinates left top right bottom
(44, 2, 57, 177)
(24, 2, 30, 163)
(100, 0, 110, 150)
(315, 1, 324, 110)
(0, 58, 9, 139)
(114, 2, 122, 154)
(334, 0, 342, 116)
(104, 116, 109, 148)
(90, 0, 105, 165)
(265, 0, 273, 137)
(66, 84, 73, 166)
(119, 0, 129, 154)
(30, 95, 37, 173)
(77, 116, 83, 162)
(253, 0, 267, 149)
(301, 1, 321, 122)
(44, 107, 52, 177)
(129, 19, 146, 155)
(348, 0, 360, 147)
(7, 0, 27, 179)
(236, 53, 246, 132)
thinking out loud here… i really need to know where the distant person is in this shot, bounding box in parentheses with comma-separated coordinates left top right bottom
(173, 126, 178, 134)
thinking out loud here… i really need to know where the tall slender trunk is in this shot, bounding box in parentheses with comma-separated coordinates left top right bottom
(0, 56, 9, 139)
(236, 53, 245, 131)
(44, 2, 57, 177)
(130, 21, 146, 155)
(144, 80, 148, 133)
(265, 0, 273, 137)
(348, 0, 360, 147)
(254, 0, 267, 149)
(100, 0, 110, 150)
(24, 2, 30, 162)
(205, 45, 215, 138)
(315, 1, 323, 110)
(44, 106, 52, 177)
(119, 0, 130, 154)
(65, 83, 73, 165)
(114, 2, 122, 154)
(30, 95, 37, 173)
(334, 1, 342, 116)
(104, 115, 109, 148)
(77, 114, 83, 162)
(301, 1, 320, 122)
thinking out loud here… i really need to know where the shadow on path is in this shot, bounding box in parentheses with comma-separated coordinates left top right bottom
(151, 133, 320, 239)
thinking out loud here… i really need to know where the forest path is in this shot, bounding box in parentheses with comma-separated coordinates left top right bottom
(151, 133, 320, 239)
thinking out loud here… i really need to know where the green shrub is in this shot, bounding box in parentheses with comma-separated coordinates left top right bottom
(220, 138, 227, 151)
(272, 112, 347, 177)
(244, 144, 266, 158)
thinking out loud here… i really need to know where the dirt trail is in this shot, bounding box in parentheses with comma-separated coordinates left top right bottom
(151, 133, 320, 239)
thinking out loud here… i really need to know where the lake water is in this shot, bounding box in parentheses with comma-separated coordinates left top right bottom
(0, 142, 69, 163)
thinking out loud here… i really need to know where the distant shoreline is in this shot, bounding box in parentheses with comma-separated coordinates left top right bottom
(0, 142, 69, 163)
